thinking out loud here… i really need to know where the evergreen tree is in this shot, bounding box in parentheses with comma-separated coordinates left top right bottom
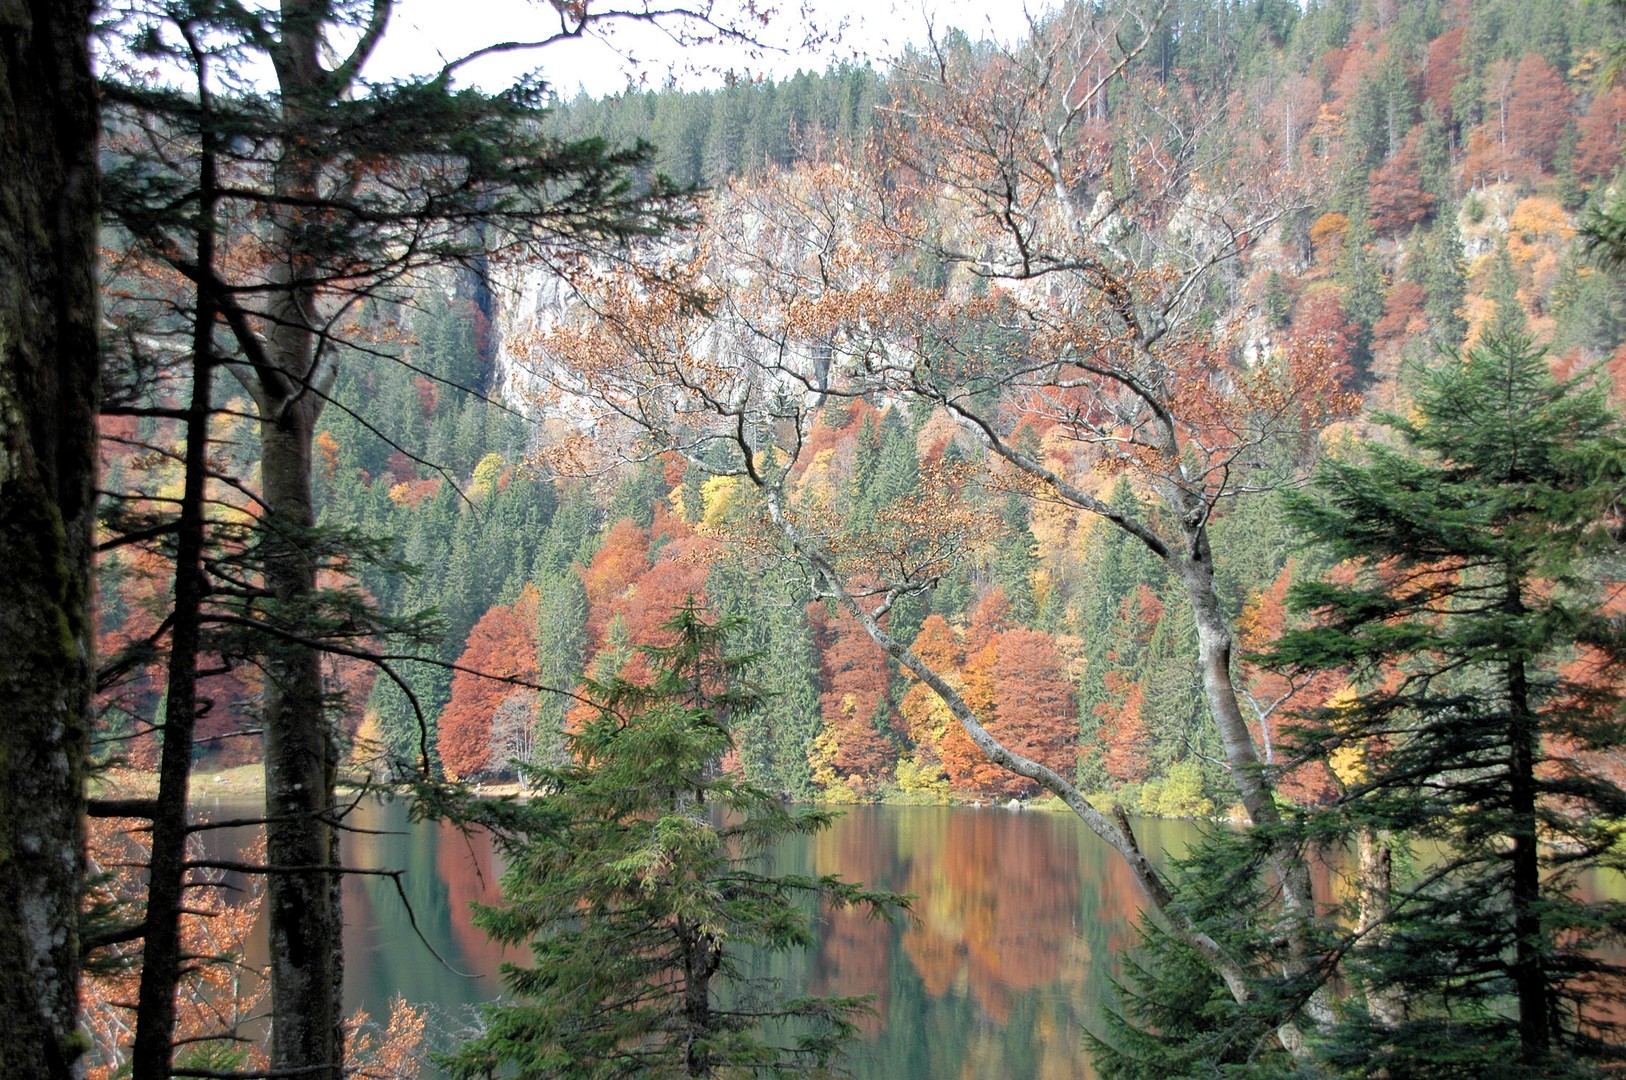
(1335, 213, 1386, 378)
(446, 601, 905, 1079)
(991, 493, 1040, 625)
(1267, 331, 1626, 1075)
(533, 568, 589, 776)
(1483, 240, 1529, 343)
(1422, 212, 1469, 349)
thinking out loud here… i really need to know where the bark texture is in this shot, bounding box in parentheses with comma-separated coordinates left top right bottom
(0, 1, 99, 1076)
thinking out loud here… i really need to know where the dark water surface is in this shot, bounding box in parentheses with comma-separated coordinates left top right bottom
(196, 797, 1203, 1079)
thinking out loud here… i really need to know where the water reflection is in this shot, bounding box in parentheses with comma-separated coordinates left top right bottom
(190, 795, 1626, 1078)
(200, 797, 1197, 1080)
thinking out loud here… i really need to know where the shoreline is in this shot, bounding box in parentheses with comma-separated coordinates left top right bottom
(89, 766, 1228, 822)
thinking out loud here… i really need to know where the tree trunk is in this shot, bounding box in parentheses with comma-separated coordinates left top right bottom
(261, 408, 344, 1080)
(0, 2, 99, 1077)
(129, 347, 213, 1080)
(1178, 548, 1277, 827)
(1505, 579, 1549, 1061)
(130, 91, 220, 1079)
(250, 8, 360, 1072)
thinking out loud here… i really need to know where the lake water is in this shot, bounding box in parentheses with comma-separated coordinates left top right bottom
(196, 797, 1203, 1079)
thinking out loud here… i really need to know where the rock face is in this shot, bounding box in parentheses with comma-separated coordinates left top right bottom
(490, 260, 586, 410)
(480, 159, 1309, 437)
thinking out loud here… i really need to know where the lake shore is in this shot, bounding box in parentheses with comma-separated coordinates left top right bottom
(90, 766, 1232, 822)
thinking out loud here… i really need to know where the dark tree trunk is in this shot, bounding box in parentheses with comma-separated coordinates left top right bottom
(1505, 579, 1549, 1061)
(244, 8, 368, 1072)
(261, 404, 344, 1080)
(130, 212, 215, 1078)
(0, 2, 99, 1077)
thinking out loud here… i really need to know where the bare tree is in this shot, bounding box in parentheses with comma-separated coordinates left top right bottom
(525, 1, 1353, 1054)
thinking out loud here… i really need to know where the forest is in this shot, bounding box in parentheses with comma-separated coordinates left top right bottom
(5, 0, 1626, 1077)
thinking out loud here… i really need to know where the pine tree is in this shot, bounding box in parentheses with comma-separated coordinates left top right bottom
(446, 600, 905, 1079)
(1267, 330, 1626, 1075)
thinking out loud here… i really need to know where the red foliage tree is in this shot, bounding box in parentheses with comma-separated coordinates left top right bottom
(808, 602, 898, 787)
(788, 399, 881, 480)
(438, 585, 541, 780)
(939, 628, 1076, 798)
(1372, 280, 1428, 351)
(1368, 128, 1435, 235)
(1237, 563, 1341, 804)
(1089, 585, 1163, 785)
(314, 430, 340, 480)
(1096, 674, 1151, 784)
(579, 518, 650, 648)
(1472, 53, 1574, 186)
(411, 375, 439, 416)
(1422, 25, 1465, 119)
(384, 449, 416, 486)
(597, 531, 721, 682)
(963, 586, 1012, 655)
(1290, 288, 1359, 375)
(909, 613, 963, 675)
(1505, 52, 1572, 174)
(1574, 86, 1626, 186)
(896, 614, 965, 762)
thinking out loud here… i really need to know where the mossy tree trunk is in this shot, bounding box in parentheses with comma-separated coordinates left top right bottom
(0, 1, 99, 1077)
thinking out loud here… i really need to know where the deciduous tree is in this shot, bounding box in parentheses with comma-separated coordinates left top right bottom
(439, 587, 542, 781)
(526, 0, 1355, 1052)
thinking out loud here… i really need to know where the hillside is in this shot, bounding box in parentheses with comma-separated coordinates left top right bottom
(96, 0, 1626, 816)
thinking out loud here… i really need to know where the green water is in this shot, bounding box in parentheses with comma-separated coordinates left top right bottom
(198, 797, 1201, 1079)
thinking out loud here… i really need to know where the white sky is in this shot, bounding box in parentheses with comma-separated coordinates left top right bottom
(365, 0, 1058, 98)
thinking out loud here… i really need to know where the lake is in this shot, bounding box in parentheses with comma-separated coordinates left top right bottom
(196, 797, 1203, 1079)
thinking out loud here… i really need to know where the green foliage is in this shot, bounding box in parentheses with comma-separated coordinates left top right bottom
(1267, 330, 1626, 1073)
(1420, 212, 1468, 350)
(550, 64, 881, 190)
(1088, 920, 1288, 1080)
(1089, 824, 1308, 1078)
(447, 601, 906, 1079)
(1153, 762, 1213, 820)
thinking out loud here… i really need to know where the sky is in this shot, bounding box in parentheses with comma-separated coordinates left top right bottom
(363, 0, 1059, 98)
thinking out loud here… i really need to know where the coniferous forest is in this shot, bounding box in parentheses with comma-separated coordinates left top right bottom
(7, 0, 1626, 1077)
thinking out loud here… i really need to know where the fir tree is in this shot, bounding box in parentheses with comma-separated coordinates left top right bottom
(447, 601, 905, 1079)
(1267, 330, 1626, 1075)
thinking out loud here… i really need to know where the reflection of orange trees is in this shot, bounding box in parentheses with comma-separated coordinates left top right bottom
(433, 820, 511, 986)
(808, 811, 898, 1034)
(898, 813, 1082, 1024)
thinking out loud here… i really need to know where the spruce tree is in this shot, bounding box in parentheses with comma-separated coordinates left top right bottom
(1267, 330, 1626, 1076)
(449, 600, 905, 1079)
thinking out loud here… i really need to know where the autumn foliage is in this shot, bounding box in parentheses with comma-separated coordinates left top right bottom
(808, 601, 900, 793)
(438, 585, 541, 780)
